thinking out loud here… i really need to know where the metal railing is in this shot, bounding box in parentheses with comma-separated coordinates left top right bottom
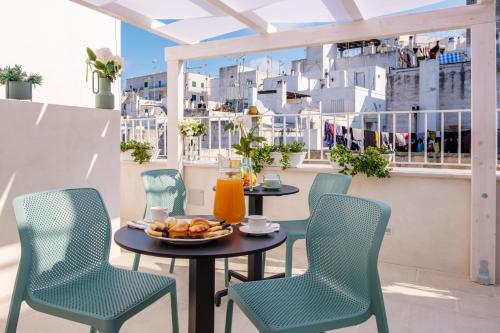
(120, 108, 500, 167)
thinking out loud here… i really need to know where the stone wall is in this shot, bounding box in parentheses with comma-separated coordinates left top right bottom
(387, 62, 500, 111)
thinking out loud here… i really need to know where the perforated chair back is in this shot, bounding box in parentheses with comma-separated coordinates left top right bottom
(308, 173, 352, 216)
(141, 169, 186, 219)
(305, 194, 390, 304)
(12, 188, 110, 294)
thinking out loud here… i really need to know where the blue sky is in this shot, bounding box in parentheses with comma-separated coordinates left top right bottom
(121, 0, 465, 85)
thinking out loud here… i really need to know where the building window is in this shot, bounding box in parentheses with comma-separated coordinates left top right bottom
(200, 95, 205, 102)
(144, 81, 148, 88)
(192, 81, 196, 87)
(191, 94, 197, 101)
(201, 82, 204, 88)
(354, 72, 365, 88)
(158, 80, 162, 87)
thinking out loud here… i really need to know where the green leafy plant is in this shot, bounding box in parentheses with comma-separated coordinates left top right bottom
(0, 65, 43, 86)
(330, 145, 391, 178)
(224, 116, 266, 158)
(250, 144, 275, 174)
(121, 140, 152, 164)
(329, 144, 357, 175)
(354, 146, 391, 178)
(86, 47, 124, 82)
(179, 118, 207, 137)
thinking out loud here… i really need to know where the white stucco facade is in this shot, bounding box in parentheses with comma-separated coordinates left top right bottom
(0, 0, 121, 108)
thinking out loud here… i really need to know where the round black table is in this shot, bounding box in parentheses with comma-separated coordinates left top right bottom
(245, 184, 299, 215)
(114, 215, 287, 333)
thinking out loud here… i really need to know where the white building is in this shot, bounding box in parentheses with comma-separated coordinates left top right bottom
(259, 43, 387, 115)
(208, 65, 270, 112)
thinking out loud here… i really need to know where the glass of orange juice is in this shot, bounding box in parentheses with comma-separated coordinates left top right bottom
(214, 163, 245, 224)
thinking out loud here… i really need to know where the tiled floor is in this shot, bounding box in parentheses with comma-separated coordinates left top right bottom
(1, 241, 499, 333)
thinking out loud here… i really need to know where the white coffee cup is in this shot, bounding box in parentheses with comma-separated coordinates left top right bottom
(151, 206, 168, 222)
(248, 215, 269, 232)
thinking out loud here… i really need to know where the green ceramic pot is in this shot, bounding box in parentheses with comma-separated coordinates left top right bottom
(6, 81, 32, 100)
(93, 76, 114, 109)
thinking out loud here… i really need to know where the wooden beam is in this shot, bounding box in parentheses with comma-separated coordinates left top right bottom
(70, 0, 189, 45)
(203, 0, 276, 34)
(470, 22, 497, 284)
(166, 60, 185, 169)
(166, 2, 495, 60)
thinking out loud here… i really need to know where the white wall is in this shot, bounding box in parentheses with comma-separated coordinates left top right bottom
(121, 161, 484, 278)
(0, 0, 121, 108)
(0, 99, 120, 298)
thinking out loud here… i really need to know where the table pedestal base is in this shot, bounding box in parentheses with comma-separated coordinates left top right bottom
(189, 258, 215, 333)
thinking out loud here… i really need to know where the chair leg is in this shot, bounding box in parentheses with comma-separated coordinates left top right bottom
(170, 291, 180, 333)
(169, 258, 176, 274)
(373, 273, 389, 333)
(224, 258, 229, 287)
(224, 299, 234, 333)
(132, 253, 141, 271)
(5, 281, 26, 333)
(285, 238, 296, 277)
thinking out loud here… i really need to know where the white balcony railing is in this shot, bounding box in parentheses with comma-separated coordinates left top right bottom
(120, 109, 495, 167)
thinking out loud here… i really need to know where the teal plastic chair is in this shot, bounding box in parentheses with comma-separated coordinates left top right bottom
(132, 169, 187, 273)
(225, 194, 391, 333)
(6, 188, 179, 333)
(272, 173, 352, 277)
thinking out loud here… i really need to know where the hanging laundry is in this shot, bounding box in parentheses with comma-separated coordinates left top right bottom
(323, 120, 335, 149)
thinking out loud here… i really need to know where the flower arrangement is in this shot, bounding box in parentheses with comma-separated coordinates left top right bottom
(179, 118, 208, 137)
(85, 47, 124, 82)
(0, 65, 43, 86)
(224, 115, 266, 158)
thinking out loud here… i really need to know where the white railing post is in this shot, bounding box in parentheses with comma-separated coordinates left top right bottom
(166, 59, 185, 169)
(470, 22, 496, 284)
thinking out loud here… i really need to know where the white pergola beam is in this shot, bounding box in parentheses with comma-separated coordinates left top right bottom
(166, 2, 494, 60)
(70, 0, 190, 45)
(166, 60, 185, 170)
(470, 21, 497, 284)
(339, 0, 363, 20)
(203, 0, 276, 34)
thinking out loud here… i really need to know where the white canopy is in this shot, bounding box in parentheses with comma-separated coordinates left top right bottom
(73, 0, 448, 44)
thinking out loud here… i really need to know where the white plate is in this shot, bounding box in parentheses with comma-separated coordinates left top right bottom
(144, 225, 233, 245)
(240, 225, 277, 236)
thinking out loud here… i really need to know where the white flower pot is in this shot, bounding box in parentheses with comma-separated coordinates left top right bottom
(288, 152, 306, 167)
(326, 152, 351, 170)
(270, 152, 282, 167)
(270, 151, 306, 168)
(382, 153, 394, 162)
(120, 150, 133, 161)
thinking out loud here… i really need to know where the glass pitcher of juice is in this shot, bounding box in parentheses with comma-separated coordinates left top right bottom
(213, 159, 245, 224)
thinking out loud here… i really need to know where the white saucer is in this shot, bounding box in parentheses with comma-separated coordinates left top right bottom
(240, 225, 277, 236)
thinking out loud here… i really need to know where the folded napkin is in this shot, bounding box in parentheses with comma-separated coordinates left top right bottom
(126, 220, 150, 230)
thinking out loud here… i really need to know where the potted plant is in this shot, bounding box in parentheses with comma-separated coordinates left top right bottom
(354, 146, 391, 178)
(120, 140, 154, 164)
(85, 47, 124, 109)
(329, 144, 356, 174)
(270, 141, 306, 169)
(378, 145, 394, 162)
(179, 118, 208, 161)
(0, 65, 42, 100)
(250, 143, 275, 175)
